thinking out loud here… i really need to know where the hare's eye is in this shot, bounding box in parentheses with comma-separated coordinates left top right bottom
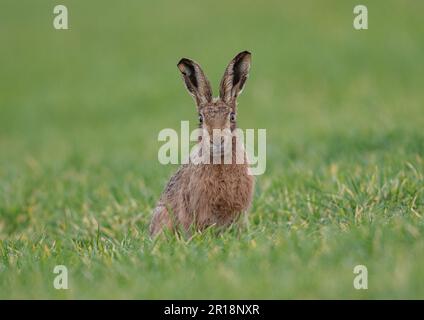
(198, 114, 203, 124)
(230, 112, 236, 122)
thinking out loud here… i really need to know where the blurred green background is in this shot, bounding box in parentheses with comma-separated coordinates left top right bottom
(0, 0, 423, 298)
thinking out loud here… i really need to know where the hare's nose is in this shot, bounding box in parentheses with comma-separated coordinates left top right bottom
(210, 136, 225, 145)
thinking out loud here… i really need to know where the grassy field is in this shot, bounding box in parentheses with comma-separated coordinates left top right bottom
(0, 0, 423, 299)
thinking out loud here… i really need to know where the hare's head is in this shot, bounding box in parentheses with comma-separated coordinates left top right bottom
(177, 51, 251, 156)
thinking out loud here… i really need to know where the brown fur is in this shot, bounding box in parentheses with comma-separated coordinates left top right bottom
(150, 51, 254, 237)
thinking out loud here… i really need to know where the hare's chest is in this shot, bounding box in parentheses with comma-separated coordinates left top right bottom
(189, 165, 254, 218)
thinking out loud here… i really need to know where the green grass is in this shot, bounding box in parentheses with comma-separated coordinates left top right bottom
(0, 0, 423, 299)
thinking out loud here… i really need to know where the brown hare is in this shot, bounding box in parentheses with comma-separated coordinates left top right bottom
(149, 51, 254, 237)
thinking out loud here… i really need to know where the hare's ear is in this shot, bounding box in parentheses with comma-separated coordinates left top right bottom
(177, 58, 212, 106)
(219, 51, 251, 104)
